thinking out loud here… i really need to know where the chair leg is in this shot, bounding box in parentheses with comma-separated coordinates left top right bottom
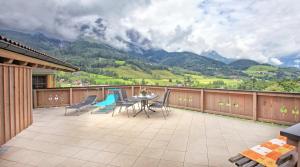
(164, 106, 170, 116)
(65, 108, 67, 116)
(112, 109, 114, 117)
(126, 107, 129, 118)
(132, 105, 136, 115)
(119, 106, 123, 113)
(161, 108, 166, 120)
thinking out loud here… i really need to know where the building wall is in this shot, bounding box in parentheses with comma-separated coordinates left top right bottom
(0, 64, 32, 145)
(47, 74, 55, 88)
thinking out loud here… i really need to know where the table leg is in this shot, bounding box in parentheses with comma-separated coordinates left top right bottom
(144, 100, 149, 118)
(133, 100, 149, 118)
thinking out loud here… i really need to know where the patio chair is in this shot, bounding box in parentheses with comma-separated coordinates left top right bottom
(148, 89, 170, 119)
(165, 90, 171, 115)
(65, 95, 97, 116)
(111, 89, 136, 117)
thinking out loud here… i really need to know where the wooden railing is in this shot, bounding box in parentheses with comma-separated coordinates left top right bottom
(33, 85, 300, 125)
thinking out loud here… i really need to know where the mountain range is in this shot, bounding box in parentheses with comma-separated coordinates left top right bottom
(1, 29, 300, 80)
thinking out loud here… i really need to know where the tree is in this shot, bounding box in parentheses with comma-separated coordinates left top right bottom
(211, 80, 226, 88)
(264, 83, 285, 92)
(278, 80, 297, 92)
(184, 76, 193, 87)
(141, 79, 147, 85)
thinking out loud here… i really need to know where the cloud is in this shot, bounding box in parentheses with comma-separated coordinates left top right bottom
(0, 0, 300, 64)
(0, 0, 150, 40)
(269, 58, 282, 65)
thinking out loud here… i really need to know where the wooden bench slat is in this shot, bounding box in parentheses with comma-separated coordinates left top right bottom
(229, 154, 244, 163)
(254, 164, 264, 167)
(242, 161, 258, 167)
(277, 154, 293, 165)
(235, 157, 251, 166)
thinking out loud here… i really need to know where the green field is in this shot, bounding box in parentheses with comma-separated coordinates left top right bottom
(55, 63, 300, 93)
(245, 65, 278, 78)
(56, 64, 241, 88)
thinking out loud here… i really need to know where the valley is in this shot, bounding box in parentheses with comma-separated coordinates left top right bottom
(1, 29, 300, 92)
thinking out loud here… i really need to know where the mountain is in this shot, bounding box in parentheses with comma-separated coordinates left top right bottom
(142, 49, 243, 76)
(229, 59, 260, 70)
(1, 29, 300, 80)
(201, 51, 234, 64)
(0, 29, 69, 53)
(279, 53, 300, 68)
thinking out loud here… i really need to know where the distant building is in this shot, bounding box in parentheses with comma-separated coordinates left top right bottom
(32, 68, 56, 88)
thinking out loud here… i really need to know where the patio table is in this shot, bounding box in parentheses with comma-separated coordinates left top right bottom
(132, 94, 158, 118)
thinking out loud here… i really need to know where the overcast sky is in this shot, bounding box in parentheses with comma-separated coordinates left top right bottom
(0, 0, 300, 64)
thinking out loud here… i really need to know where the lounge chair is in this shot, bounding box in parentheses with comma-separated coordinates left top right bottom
(65, 95, 97, 116)
(149, 89, 170, 119)
(111, 89, 137, 117)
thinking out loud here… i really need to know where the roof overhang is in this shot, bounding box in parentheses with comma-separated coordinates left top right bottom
(0, 37, 79, 72)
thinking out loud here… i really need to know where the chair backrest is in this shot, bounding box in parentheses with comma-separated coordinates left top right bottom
(164, 90, 171, 107)
(162, 89, 170, 106)
(110, 89, 123, 103)
(156, 89, 168, 103)
(121, 89, 128, 101)
(84, 95, 97, 105)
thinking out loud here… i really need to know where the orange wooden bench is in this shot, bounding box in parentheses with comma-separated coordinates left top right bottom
(229, 136, 297, 167)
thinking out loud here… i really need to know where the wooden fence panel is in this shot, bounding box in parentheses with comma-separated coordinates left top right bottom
(36, 89, 70, 107)
(0, 64, 32, 145)
(186, 90, 201, 109)
(168, 89, 187, 108)
(204, 91, 252, 118)
(258, 95, 300, 124)
(117, 86, 132, 97)
(146, 87, 165, 98)
(133, 86, 140, 96)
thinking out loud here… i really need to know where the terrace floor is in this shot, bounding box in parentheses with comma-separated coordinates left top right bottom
(0, 107, 285, 167)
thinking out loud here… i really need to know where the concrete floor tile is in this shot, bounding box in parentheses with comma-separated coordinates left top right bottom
(162, 150, 185, 162)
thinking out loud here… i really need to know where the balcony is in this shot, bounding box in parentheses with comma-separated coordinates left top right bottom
(2, 85, 299, 166)
(0, 105, 284, 167)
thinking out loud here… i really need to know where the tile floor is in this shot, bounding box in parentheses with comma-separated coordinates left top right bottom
(0, 107, 285, 167)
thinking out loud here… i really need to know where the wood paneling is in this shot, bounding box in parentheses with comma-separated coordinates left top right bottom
(0, 66, 4, 145)
(0, 64, 32, 145)
(9, 66, 15, 137)
(19, 67, 24, 130)
(14, 67, 20, 133)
